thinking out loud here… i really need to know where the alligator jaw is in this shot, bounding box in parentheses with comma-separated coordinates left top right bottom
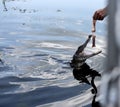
(70, 50, 102, 69)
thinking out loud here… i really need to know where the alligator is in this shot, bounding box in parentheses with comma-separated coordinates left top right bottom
(70, 35, 102, 69)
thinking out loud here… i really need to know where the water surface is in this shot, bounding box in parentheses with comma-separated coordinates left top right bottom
(0, 0, 106, 107)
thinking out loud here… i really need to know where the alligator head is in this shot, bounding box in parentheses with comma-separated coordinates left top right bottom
(70, 35, 102, 69)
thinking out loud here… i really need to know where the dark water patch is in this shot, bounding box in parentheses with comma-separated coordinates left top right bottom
(0, 46, 14, 51)
(0, 66, 12, 72)
(0, 79, 20, 94)
(21, 53, 49, 58)
(0, 76, 44, 94)
(0, 85, 90, 107)
(57, 71, 66, 74)
(0, 76, 43, 83)
(50, 56, 65, 63)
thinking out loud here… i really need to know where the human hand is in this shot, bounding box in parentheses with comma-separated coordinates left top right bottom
(93, 8, 107, 20)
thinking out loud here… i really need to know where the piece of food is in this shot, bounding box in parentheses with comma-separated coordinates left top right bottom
(92, 35, 96, 47)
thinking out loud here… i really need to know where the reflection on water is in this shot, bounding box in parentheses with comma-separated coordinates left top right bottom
(92, 94, 101, 107)
(0, 0, 106, 107)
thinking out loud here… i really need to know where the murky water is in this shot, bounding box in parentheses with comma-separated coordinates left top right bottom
(0, 0, 106, 107)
